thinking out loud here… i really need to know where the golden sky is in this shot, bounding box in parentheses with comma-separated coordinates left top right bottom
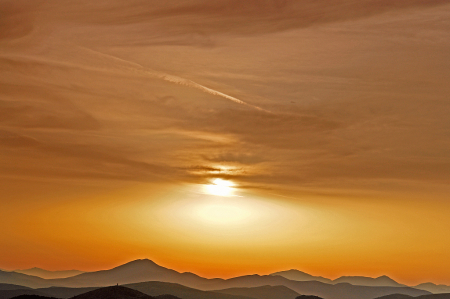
(1, 0, 450, 285)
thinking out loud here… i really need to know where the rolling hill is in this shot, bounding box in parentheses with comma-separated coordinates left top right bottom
(0, 285, 31, 291)
(14, 269, 84, 280)
(374, 293, 450, 299)
(9, 295, 57, 299)
(0, 260, 433, 299)
(415, 284, 450, 294)
(333, 276, 405, 287)
(70, 286, 152, 299)
(270, 270, 332, 284)
(37, 287, 99, 298)
(48, 260, 219, 288)
(0, 271, 51, 289)
(0, 289, 50, 299)
(213, 285, 300, 299)
(124, 281, 253, 299)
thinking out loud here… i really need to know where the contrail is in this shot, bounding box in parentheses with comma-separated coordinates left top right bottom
(78, 46, 269, 112)
(157, 73, 266, 111)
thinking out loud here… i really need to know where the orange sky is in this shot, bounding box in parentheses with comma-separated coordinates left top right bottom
(1, 0, 450, 286)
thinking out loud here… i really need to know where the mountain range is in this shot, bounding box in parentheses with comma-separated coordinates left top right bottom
(270, 271, 450, 294)
(0, 259, 448, 299)
(13, 270, 84, 280)
(270, 271, 405, 287)
(5, 285, 450, 299)
(270, 270, 332, 284)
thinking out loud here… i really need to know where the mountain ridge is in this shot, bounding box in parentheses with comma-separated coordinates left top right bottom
(414, 283, 450, 294)
(333, 275, 405, 287)
(14, 269, 84, 280)
(270, 270, 332, 284)
(213, 285, 300, 299)
(0, 260, 435, 299)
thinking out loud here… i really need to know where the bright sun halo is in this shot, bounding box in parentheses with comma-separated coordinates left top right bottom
(195, 203, 250, 225)
(205, 178, 235, 197)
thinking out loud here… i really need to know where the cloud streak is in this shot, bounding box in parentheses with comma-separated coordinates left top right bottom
(77, 46, 268, 112)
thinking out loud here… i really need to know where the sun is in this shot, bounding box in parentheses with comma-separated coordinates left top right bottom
(204, 178, 235, 197)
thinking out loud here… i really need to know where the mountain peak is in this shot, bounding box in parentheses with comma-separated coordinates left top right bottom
(130, 259, 156, 264)
(333, 275, 403, 287)
(119, 259, 159, 267)
(271, 269, 312, 277)
(376, 275, 396, 281)
(270, 269, 332, 284)
(284, 269, 310, 275)
(108, 259, 169, 274)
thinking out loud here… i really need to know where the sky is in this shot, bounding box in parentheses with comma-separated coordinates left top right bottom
(1, 0, 450, 285)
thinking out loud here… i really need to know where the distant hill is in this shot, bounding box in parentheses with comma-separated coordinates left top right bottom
(37, 287, 99, 298)
(418, 295, 450, 299)
(0, 285, 31, 291)
(70, 286, 152, 299)
(124, 281, 253, 299)
(415, 284, 450, 294)
(68, 286, 185, 299)
(372, 294, 414, 299)
(0, 271, 51, 289)
(296, 295, 324, 299)
(154, 296, 180, 299)
(0, 282, 252, 299)
(0, 289, 49, 299)
(333, 276, 405, 287)
(271, 271, 409, 289)
(14, 269, 84, 280)
(374, 293, 450, 299)
(0, 260, 433, 299)
(196, 274, 430, 299)
(48, 259, 220, 288)
(270, 270, 332, 284)
(10, 295, 58, 299)
(213, 285, 300, 299)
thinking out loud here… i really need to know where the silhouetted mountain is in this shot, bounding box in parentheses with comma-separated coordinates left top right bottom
(213, 285, 300, 299)
(197, 275, 430, 299)
(124, 281, 252, 299)
(418, 295, 450, 299)
(49, 260, 219, 288)
(0, 285, 31, 291)
(10, 295, 58, 299)
(37, 287, 99, 298)
(0, 271, 51, 289)
(270, 270, 332, 284)
(296, 295, 324, 299)
(333, 276, 405, 287)
(374, 293, 450, 299)
(0, 289, 49, 299)
(15, 269, 84, 280)
(154, 296, 179, 299)
(0, 260, 433, 299)
(70, 286, 152, 299)
(1, 282, 251, 299)
(54, 261, 436, 299)
(415, 284, 450, 294)
(372, 294, 413, 299)
(271, 272, 409, 289)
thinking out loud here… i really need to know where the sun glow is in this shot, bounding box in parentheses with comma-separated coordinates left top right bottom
(204, 178, 235, 197)
(194, 202, 252, 225)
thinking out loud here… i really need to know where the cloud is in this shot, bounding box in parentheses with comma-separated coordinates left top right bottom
(0, 130, 40, 148)
(0, 0, 449, 198)
(79, 47, 267, 111)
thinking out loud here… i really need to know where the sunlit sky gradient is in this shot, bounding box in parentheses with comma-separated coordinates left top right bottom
(1, 0, 450, 286)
